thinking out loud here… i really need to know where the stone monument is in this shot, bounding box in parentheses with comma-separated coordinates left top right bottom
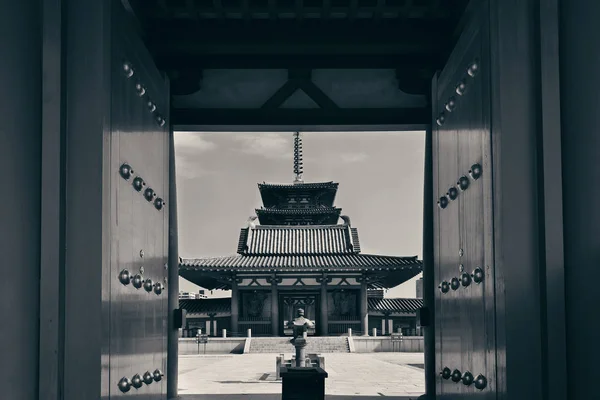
(287, 308, 314, 367)
(281, 309, 327, 400)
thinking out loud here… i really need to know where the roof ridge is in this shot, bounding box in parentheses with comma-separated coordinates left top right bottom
(181, 254, 422, 261)
(259, 181, 336, 186)
(357, 253, 419, 260)
(372, 297, 422, 300)
(252, 224, 347, 229)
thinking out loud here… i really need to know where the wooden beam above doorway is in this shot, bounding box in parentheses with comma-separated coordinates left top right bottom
(171, 106, 429, 126)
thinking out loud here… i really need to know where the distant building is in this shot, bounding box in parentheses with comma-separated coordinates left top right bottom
(179, 291, 207, 300)
(179, 133, 423, 337)
(416, 277, 423, 299)
(368, 289, 385, 299)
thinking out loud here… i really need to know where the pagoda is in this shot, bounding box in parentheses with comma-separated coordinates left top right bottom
(179, 132, 422, 337)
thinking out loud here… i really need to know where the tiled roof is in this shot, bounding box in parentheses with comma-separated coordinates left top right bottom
(180, 254, 422, 272)
(239, 225, 359, 255)
(255, 207, 341, 215)
(179, 298, 231, 314)
(258, 182, 339, 190)
(367, 298, 423, 313)
(178, 297, 423, 315)
(367, 289, 385, 299)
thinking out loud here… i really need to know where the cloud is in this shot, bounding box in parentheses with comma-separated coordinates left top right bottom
(306, 152, 368, 167)
(175, 154, 215, 180)
(174, 132, 218, 154)
(339, 152, 368, 163)
(231, 133, 292, 159)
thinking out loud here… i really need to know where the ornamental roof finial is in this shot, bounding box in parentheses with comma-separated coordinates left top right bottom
(293, 132, 304, 184)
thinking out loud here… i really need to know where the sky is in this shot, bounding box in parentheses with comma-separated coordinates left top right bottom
(175, 130, 425, 298)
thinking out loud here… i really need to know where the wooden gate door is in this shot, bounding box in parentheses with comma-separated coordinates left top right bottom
(432, 3, 496, 399)
(109, 5, 170, 399)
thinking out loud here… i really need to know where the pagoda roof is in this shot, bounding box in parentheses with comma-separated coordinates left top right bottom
(179, 298, 231, 315)
(179, 254, 423, 272)
(180, 254, 420, 271)
(238, 225, 360, 255)
(256, 207, 342, 225)
(255, 207, 341, 215)
(179, 254, 422, 289)
(178, 297, 423, 316)
(367, 298, 423, 314)
(258, 181, 339, 190)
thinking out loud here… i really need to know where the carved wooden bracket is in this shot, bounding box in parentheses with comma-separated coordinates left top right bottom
(266, 275, 282, 285)
(224, 275, 244, 284)
(261, 69, 339, 110)
(316, 274, 333, 284)
(356, 274, 380, 284)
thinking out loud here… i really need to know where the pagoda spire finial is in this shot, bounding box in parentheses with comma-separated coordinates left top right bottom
(293, 132, 304, 184)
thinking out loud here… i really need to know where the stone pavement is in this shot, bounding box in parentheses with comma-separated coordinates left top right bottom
(177, 352, 425, 400)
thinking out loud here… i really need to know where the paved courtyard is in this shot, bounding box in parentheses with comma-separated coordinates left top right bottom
(177, 352, 425, 400)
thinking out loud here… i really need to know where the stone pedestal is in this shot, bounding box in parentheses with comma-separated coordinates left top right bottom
(280, 367, 328, 400)
(292, 336, 308, 367)
(287, 308, 314, 368)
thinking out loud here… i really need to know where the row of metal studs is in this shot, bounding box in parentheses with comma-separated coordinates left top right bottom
(437, 163, 482, 209)
(122, 62, 167, 128)
(119, 163, 166, 211)
(438, 266, 484, 293)
(117, 267, 165, 295)
(118, 369, 164, 393)
(439, 367, 488, 390)
(435, 58, 480, 127)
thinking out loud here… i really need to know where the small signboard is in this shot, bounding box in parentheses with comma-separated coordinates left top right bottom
(197, 334, 208, 344)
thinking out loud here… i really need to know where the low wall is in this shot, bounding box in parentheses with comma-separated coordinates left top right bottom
(179, 338, 246, 355)
(351, 336, 424, 353)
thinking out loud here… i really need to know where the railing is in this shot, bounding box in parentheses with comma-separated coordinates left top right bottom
(328, 321, 361, 335)
(401, 328, 423, 336)
(329, 314, 360, 321)
(239, 316, 271, 322)
(372, 328, 423, 337)
(227, 330, 254, 338)
(239, 320, 272, 336)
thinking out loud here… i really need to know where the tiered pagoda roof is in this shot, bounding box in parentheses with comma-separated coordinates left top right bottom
(179, 132, 422, 289)
(238, 224, 360, 255)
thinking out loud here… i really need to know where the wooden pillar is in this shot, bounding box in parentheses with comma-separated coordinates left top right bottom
(167, 119, 179, 399)
(320, 277, 329, 336)
(207, 313, 216, 336)
(270, 277, 279, 336)
(3, 2, 42, 400)
(423, 91, 435, 397)
(231, 276, 239, 335)
(360, 278, 369, 336)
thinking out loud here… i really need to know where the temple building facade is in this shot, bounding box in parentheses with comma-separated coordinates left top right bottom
(179, 133, 422, 337)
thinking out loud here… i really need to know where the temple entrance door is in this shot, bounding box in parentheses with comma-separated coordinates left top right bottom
(432, 2, 496, 399)
(280, 292, 318, 336)
(106, 5, 171, 399)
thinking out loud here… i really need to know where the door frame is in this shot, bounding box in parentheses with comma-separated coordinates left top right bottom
(37, 1, 567, 399)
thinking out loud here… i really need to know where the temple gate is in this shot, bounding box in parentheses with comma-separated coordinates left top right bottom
(4, 1, 597, 399)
